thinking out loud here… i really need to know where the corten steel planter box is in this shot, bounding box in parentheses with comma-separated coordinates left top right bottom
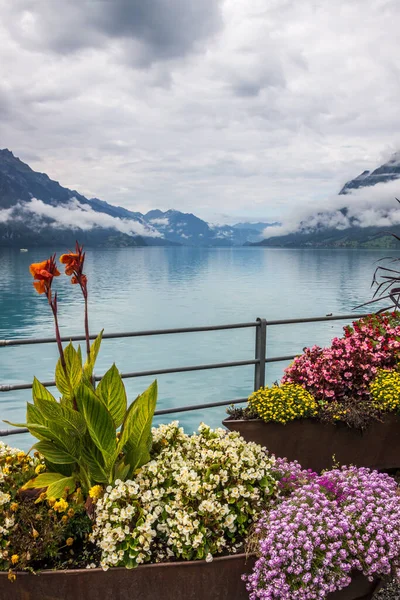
(0, 557, 382, 600)
(0, 553, 255, 600)
(327, 571, 382, 599)
(222, 414, 400, 472)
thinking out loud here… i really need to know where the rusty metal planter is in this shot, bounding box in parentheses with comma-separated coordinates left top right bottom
(0, 553, 255, 600)
(0, 559, 381, 600)
(222, 414, 400, 472)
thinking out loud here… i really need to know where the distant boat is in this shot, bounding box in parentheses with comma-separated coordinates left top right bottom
(20, 248, 28, 252)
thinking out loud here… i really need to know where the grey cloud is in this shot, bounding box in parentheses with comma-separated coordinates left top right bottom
(0, 198, 163, 237)
(7, 0, 223, 65)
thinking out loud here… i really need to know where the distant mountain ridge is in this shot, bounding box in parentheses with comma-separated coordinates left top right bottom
(254, 153, 400, 249)
(0, 149, 274, 247)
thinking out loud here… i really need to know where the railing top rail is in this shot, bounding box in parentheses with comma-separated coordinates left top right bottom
(0, 321, 257, 347)
(0, 312, 371, 348)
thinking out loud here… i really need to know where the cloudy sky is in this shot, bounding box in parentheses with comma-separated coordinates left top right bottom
(1, 0, 400, 226)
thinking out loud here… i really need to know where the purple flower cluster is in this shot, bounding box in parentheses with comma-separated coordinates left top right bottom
(245, 466, 400, 599)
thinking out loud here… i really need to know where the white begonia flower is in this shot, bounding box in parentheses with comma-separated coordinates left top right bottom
(90, 422, 277, 570)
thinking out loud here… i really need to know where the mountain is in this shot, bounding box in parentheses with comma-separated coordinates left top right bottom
(339, 152, 400, 194)
(0, 149, 163, 247)
(254, 153, 400, 249)
(0, 149, 274, 248)
(141, 209, 272, 246)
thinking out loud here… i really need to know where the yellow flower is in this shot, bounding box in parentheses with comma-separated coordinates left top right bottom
(53, 499, 69, 513)
(89, 485, 103, 500)
(35, 464, 46, 475)
(67, 508, 75, 518)
(17, 452, 25, 461)
(47, 497, 56, 507)
(61, 515, 69, 524)
(11, 555, 19, 565)
(8, 571, 16, 583)
(66, 537, 74, 547)
(5, 456, 13, 464)
(10, 502, 19, 512)
(32, 528, 39, 539)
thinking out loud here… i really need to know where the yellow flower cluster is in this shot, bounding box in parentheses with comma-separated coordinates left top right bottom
(370, 369, 400, 412)
(248, 384, 318, 424)
(53, 499, 69, 513)
(89, 485, 103, 500)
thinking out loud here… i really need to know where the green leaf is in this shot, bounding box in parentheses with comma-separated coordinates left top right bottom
(118, 380, 158, 476)
(84, 330, 103, 379)
(33, 441, 77, 465)
(96, 364, 127, 428)
(81, 438, 109, 484)
(77, 345, 83, 367)
(33, 397, 86, 440)
(114, 459, 130, 482)
(22, 473, 77, 498)
(27, 402, 46, 425)
(32, 378, 57, 403)
(76, 383, 116, 460)
(44, 460, 74, 477)
(55, 343, 82, 400)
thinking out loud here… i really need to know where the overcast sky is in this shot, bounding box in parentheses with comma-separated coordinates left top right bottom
(1, 0, 400, 225)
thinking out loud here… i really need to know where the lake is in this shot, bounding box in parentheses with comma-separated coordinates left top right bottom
(0, 246, 393, 451)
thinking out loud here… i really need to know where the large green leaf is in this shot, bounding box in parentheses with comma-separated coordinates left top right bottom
(84, 330, 103, 379)
(76, 384, 116, 460)
(27, 402, 46, 425)
(96, 364, 127, 428)
(118, 380, 158, 475)
(33, 441, 77, 465)
(55, 343, 82, 399)
(32, 378, 57, 403)
(22, 472, 77, 498)
(33, 396, 86, 437)
(81, 437, 109, 484)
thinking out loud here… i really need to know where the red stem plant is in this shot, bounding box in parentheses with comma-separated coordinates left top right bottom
(60, 242, 90, 362)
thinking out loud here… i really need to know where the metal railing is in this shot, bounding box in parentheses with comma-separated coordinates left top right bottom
(0, 312, 368, 437)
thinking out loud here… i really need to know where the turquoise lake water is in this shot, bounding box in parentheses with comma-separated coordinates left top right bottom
(0, 246, 393, 451)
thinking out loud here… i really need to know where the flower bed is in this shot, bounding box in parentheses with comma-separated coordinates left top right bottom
(245, 462, 400, 600)
(225, 313, 400, 471)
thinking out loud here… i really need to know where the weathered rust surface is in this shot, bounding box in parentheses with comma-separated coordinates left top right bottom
(0, 554, 381, 599)
(223, 414, 400, 472)
(328, 571, 382, 599)
(0, 553, 255, 600)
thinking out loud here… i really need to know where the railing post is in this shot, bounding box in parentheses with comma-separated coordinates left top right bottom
(254, 317, 267, 391)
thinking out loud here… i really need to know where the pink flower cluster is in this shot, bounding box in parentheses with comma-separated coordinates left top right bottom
(245, 466, 400, 600)
(282, 313, 400, 404)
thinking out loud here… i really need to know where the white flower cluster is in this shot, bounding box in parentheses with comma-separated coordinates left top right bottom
(0, 442, 21, 561)
(91, 422, 277, 570)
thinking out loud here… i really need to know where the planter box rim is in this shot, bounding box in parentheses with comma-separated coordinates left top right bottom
(1, 551, 255, 577)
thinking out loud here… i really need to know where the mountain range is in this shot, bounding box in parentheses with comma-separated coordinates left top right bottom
(0, 149, 274, 248)
(254, 153, 400, 249)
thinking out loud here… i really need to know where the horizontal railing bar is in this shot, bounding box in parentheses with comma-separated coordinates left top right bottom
(265, 354, 297, 363)
(0, 312, 373, 348)
(265, 313, 369, 326)
(0, 397, 249, 437)
(0, 359, 258, 392)
(154, 397, 248, 416)
(0, 322, 257, 348)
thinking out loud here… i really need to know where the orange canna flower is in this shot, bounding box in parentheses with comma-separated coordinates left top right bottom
(60, 253, 80, 276)
(60, 243, 87, 289)
(29, 256, 60, 295)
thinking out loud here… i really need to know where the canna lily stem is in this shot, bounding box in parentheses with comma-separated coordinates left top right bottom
(84, 292, 90, 363)
(48, 292, 67, 374)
